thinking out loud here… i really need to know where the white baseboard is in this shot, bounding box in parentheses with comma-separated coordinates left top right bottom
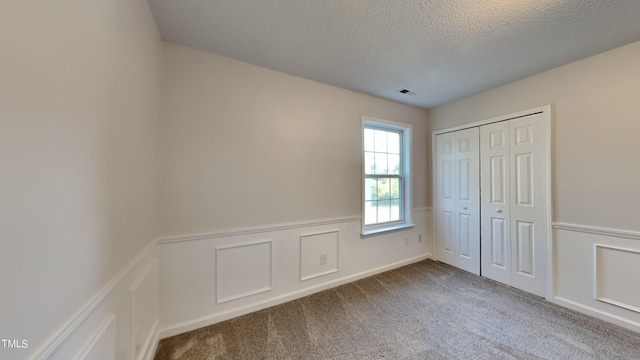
(552, 225, 640, 335)
(159, 254, 432, 339)
(553, 296, 640, 333)
(142, 322, 160, 360)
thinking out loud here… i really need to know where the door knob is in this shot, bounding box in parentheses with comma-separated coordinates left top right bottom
(496, 209, 502, 213)
(463, 207, 468, 210)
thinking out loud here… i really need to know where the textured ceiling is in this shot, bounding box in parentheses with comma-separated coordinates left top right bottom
(147, 0, 640, 108)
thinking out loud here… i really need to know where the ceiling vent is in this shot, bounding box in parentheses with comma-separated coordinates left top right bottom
(398, 88, 416, 96)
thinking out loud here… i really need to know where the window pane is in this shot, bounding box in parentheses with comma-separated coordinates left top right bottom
(365, 178, 377, 201)
(377, 178, 391, 200)
(390, 199, 401, 221)
(388, 154, 400, 175)
(377, 200, 391, 222)
(364, 128, 375, 152)
(389, 178, 400, 199)
(374, 129, 387, 152)
(364, 152, 375, 174)
(374, 153, 388, 174)
(388, 132, 400, 154)
(364, 201, 377, 225)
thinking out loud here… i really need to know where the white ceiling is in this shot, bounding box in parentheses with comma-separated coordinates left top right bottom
(147, 0, 640, 109)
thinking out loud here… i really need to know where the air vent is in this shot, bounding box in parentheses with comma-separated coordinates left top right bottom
(398, 88, 416, 96)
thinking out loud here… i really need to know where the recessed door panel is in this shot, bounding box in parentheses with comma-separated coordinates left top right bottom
(442, 211, 454, 253)
(459, 213, 470, 258)
(516, 221, 534, 276)
(515, 153, 533, 206)
(491, 218, 507, 268)
(459, 159, 470, 201)
(443, 160, 453, 200)
(490, 156, 506, 204)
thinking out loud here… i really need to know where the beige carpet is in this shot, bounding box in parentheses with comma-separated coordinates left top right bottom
(154, 259, 640, 359)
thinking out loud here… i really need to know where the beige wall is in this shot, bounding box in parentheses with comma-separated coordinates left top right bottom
(429, 40, 640, 232)
(159, 43, 429, 236)
(0, 0, 162, 354)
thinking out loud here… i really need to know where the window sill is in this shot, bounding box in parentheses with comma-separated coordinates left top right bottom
(361, 223, 415, 237)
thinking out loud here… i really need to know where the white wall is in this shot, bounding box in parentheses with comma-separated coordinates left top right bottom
(429, 40, 640, 232)
(156, 43, 432, 336)
(0, 0, 163, 358)
(428, 40, 640, 332)
(159, 43, 429, 236)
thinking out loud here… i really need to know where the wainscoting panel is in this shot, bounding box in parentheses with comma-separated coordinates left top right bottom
(552, 223, 640, 333)
(216, 240, 272, 304)
(595, 245, 640, 313)
(300, 230, 339, 281)
(75, 315, 115, 360)
(158, 208, 433, 339)
(31, 240, 160, 360)
(130, 259, 160, 360)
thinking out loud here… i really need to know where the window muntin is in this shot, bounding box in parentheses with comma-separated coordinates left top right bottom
(362, 118, 413, 234)
(363, 127, 403, 225)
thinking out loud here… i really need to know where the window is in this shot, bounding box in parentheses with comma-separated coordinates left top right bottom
(362, 117, 413, 235)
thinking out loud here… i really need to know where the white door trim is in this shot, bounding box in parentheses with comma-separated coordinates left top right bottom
(431, 104, 553, 300)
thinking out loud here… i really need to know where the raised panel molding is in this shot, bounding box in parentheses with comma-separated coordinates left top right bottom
(595, 245, 640, 314)
(458, 214, 470, 258)
(553, 223, 640, 334)
(30, 239, 159, 360)
(442, 140, 452, 154)
(516, 221, 534, 276)
(159, 209, 431, 339)
(491, 218, 506, 268)
(74, 315, 115, 360)
(515, 153, 533, 206)
(300, 230, 339, 281)
(442, 211, 453, 252)
(130, 259, 159, 360)
(458, 159, 470, 200)
(515, 125, 532, 144)
(490, 131, 504, 148)
(442, 160, 452, 199)
(216, 240, 273, 304)
(490, 156, 505, 203)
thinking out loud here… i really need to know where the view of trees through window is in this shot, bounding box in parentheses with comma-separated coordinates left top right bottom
(364, 127, 403, 225)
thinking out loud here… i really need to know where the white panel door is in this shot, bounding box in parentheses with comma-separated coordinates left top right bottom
(455, 128, 480, 275)
(436, 132, 457, 266)
(480, 122, 511, 284)
(436, 128, 480, 275)
(479, 113, 548, 297)
(509, 114, 548, 297)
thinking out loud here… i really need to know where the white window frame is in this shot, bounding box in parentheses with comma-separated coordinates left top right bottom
(361, 116, 413, 235)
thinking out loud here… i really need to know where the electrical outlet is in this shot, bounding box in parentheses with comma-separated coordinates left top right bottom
(418, 235, 422, 242)
(320, 253, 327, 265)
(405, 238, 409, 246)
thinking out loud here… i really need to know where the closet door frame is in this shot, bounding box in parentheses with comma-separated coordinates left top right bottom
(431, 104, 552, 300)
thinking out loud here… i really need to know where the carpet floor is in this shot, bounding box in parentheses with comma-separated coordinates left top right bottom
(154, 259, 640, 359)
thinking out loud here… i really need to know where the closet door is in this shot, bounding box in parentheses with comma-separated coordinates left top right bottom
(436, 132, 457, 267)
(480, 122, 511, 284)
(509, 114, 548, 297)
(455, 128, 480, 274)
(479, 114, 548, 297)
(436, 128, 480, 275)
